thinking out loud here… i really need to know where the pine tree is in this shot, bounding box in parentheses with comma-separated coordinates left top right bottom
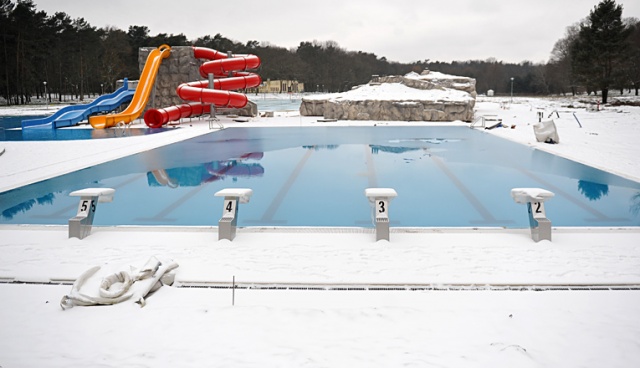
(570, 0, 631, 103)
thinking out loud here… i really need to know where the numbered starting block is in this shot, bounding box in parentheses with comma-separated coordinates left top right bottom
(510, 188, 555, 242)
(214, 188, 253, 241)
(365, 188, 398, 241)
(68, 188, 115, 239)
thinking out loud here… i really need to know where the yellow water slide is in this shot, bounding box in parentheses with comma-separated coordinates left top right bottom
(90, 44, 171, 129)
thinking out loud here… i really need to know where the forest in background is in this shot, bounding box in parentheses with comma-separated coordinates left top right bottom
(1, 0, 639, 105)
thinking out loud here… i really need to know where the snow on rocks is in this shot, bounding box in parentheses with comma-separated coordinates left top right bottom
(300, 70, 476, 121)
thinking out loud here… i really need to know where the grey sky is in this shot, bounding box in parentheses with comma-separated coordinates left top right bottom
(32, 0, 640, 64)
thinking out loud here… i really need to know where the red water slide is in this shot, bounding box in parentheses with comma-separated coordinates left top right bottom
(144, 47, 261, 128)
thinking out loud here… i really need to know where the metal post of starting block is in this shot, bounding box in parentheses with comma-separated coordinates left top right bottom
(68, 188, 115, 239)
(214, 188, 253, 241)
(365, 188, 398, 241)
(510, 188, 555, 242)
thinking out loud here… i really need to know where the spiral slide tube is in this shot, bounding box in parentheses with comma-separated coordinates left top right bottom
(144, 47, 261, 128)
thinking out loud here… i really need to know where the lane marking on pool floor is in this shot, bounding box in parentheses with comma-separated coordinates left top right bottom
(135, 160, 253, 222)
(31, 174, 146, 220)
(352, 145, 387, 226)
(364, 145, 378, 188)
(249, 149, 314, 224)
(517, 167, 626, 223)
(430, 155, 512, 225)
(135, 183, 210, 222)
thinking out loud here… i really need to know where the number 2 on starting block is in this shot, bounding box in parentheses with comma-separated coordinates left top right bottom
(531, 201, 546, 219)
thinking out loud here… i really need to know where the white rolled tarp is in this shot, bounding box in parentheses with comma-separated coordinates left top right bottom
(533, 120, 560, 144)
(61, 256, 179, 310)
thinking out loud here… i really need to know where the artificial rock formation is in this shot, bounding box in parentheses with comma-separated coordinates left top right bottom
(139, 46, 257, 117)
(300, 70, 476, 122)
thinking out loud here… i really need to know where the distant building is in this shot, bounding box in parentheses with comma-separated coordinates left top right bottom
(487, 89, 495, 97)
(255, 80, 304, 93)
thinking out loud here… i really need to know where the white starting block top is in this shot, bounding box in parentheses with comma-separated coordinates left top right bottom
(365, 188, 398, 199)
(69, 188, 116, 203)
(510, 188, 555, 204)
(215, 188, 253, 203)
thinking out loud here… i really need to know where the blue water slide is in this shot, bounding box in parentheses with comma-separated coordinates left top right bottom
(21, 79, 135, 129)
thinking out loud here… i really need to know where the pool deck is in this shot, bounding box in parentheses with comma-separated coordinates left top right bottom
(1, 224, 640, 288)
(2, 100, 640, 366)
(1, 106, 639, 287)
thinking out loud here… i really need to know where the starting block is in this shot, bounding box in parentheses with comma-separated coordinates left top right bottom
(215, 188, 253, 241)
(365, 188, 398, 241)
(68, 188, 115, 239)
(510, 188, 555, 242)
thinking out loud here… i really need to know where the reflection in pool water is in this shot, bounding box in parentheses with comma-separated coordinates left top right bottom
(1, 126, 639, 227)
(147, 154, 265, 188)
(578, 180, 609, 201)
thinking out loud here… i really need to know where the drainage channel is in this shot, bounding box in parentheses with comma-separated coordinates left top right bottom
(4, 278, 639, 292)
(176, 281, 640, 291)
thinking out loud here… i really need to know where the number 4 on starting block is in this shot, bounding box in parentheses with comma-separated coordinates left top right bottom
(223, 199, 237, 218)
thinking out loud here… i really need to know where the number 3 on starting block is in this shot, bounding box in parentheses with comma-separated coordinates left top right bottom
(376, 199, 389, 219)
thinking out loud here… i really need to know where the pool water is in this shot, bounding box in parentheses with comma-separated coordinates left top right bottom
(0, 115, 46, 129)
(0, 114, 177, 141)
(250, 96, 302, 111)
(1, 126, 639, 228)
(0, 126, 177, 141)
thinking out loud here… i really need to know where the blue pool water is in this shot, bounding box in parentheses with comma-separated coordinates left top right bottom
(0, 115, 45, 129)
(1, 126, 639, 228)
(1, 114, 177, 141)
(0, 126, 177, 141)
(250, 96, 301, 111)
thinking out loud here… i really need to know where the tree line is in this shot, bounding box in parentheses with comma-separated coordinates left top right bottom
(1, 0, 639, 105)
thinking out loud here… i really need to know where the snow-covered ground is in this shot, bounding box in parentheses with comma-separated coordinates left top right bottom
(1, 96, 640, 368)
(302, 82, 474, 102)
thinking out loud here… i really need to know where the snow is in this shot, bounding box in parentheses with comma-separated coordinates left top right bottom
(303, 82, 474, 102)
(0, 104, 65, 116)
(477, 97, 640, 182)
(69, 187, 116, 200)
(405, 70, 465, 80)
(364, 188, 398, 198)
(1, 95, 640, 367)
(510, 188, 555, 203)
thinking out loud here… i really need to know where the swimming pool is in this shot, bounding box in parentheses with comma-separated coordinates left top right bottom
(0, 97, 293, 141)
(1, 126, 639, 228)
(1, 113, 177, 141)
(0, 126, 177, 141)
(250, 96, 301, 111)
(0, 115, 46, 129)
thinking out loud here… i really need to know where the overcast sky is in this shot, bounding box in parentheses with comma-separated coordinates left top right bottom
(32, 0, 640, 64)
